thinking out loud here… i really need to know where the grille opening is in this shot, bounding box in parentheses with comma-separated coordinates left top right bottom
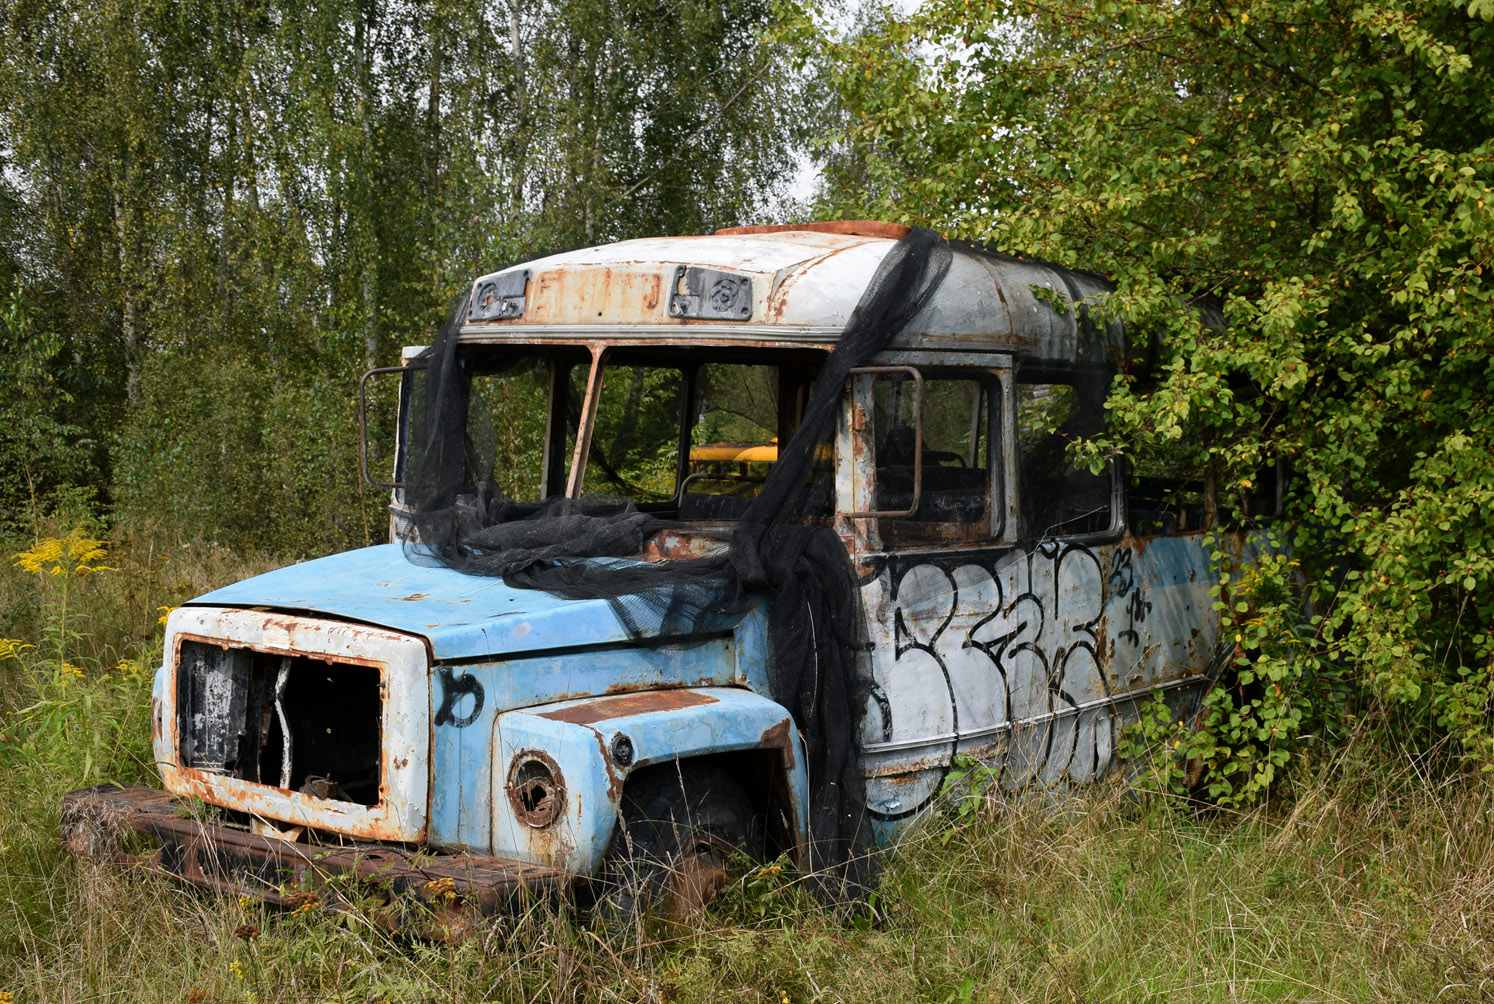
(178, 640, 382, 806)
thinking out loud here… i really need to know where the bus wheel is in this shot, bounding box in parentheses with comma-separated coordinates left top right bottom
(597, 763, 762, 921)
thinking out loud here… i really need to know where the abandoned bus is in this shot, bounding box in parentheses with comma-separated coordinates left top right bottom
(62, 221, 1275, 918)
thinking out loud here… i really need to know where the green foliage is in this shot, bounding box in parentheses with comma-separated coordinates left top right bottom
(0, 283, 92, 519)
(1122, 536, 1344, 806)
(2, 529, 150, 800)
(0, 0, 808, 555)
(467, 358, 553, 502)
(112, 350, 373, 554)
(807, 0, 1494, 784)
(584, 364, 690, 499)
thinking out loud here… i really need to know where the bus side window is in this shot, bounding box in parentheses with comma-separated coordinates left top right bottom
(868, 369, 1001, 544)
(1016, 365, 1118, 540)
(1127, 451, 1283, 536)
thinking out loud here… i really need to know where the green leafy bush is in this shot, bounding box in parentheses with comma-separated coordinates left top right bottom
(804, 0, 1494, 785)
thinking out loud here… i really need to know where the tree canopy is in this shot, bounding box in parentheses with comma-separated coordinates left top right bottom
(0, 0, 806, 549)
(800, 0, 1494, 785)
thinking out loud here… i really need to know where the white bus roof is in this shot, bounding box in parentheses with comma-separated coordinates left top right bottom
(462, 222, 1123, 365)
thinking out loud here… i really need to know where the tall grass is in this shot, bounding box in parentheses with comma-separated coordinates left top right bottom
(2, 522, 1491, 1001)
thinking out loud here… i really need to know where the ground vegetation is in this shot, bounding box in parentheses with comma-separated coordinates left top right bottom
(2, 525, 1491, 1000)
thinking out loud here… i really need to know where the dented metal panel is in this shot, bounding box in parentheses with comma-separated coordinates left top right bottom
(489, 687, 807, 875)
(155, 607, 430, 844)
(852, 532, 1236, 843)
(423, 608, 771, 854)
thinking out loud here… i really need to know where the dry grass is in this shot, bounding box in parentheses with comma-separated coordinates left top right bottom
(3, 526, 1492, 1002)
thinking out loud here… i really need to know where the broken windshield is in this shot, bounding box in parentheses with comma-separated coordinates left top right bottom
(409, 344, 826, 518)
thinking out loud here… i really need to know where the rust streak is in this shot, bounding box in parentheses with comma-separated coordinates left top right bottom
(537, 689, 718, 725)
(598, 732, 626, 802)
(641, 529, 729, 562)
(759, 719, 793, 765)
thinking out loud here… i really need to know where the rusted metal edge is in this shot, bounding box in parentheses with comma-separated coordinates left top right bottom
(456, 323, 842, 343)
(843, 365, 924, 520)
(714, 220, 912, 240)
(536, 687, 719, 725)
(859, 673, 1208, 755)
(60, 784, 562, 917)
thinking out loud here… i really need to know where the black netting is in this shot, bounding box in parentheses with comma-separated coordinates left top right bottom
(402, 228, 952, 902)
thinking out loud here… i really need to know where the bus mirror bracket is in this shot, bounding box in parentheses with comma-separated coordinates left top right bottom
(359, 363, 425, 491)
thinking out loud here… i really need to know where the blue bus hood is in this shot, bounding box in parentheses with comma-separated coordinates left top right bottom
(187, 544, 741, 662)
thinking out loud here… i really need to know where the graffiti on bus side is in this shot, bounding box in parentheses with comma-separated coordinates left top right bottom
(862, 540, 1151, 819)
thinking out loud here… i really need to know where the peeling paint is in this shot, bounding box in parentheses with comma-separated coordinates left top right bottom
(155, 608, 429, 844)
(537, 689, 718, 725)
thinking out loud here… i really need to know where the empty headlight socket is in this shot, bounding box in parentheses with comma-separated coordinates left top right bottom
(505, 751, 563, 828)
(609, 733, 634, 767)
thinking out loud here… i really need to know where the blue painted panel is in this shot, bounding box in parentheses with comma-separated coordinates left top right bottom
(188, 544, 752, 661)
(490, 687, 807, 874)
(732, 603, 772, 695)
(428, 665, 497, 852)
(426, 635, 746, 851)
(450, 635, 738, 712)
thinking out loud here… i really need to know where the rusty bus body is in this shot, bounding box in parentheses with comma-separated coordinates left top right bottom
(63, 221, 1270, 918)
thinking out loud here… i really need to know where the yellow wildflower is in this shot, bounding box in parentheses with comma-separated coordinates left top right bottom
(66, 532, 107, 565)
(13, 528, 113, 577)
(62, 663, 85, 679)
(157, 606, 177, 627)
(228, 959, 244, 980)
(112, 659, 145, 682)
(283, 891, 319, 915)
(0, 639, 36, 662)
(424, 876, 458, 904)
(14, 536, 62, 574)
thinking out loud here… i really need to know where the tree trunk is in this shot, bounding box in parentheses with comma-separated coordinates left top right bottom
(358, 8, 379, 370)
(112, 189, 141, 405)
(509, 4, 527, 218)
(427, 8, 443, 295)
